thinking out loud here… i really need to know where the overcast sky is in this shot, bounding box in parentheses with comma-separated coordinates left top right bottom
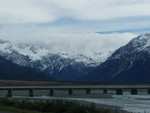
(0, 0, 149, 56)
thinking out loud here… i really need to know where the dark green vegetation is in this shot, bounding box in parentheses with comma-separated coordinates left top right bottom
(0, 97, 110, 113)
(0, 57, 48, 80)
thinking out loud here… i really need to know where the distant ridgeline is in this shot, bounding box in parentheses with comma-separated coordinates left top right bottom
(1, 33, 150, 83)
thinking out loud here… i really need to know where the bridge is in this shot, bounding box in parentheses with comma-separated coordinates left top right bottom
(0, 84, 150, 97)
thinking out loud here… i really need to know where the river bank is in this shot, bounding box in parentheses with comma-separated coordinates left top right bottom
(12, 95, 131, 113)
(0, 97, 116, 113)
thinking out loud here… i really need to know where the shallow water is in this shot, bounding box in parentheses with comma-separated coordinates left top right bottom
(10, 90, 150, 113)
(70, 94, 150, 113)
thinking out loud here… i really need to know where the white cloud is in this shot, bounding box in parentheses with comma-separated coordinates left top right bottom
(38, 33, 137, 56)
(0, 0, 147, 57)
(0, 0, 150, 23)
(48, 0, 150, 21)
(0, 25, 137, 57)
(0, 0, 56, 24)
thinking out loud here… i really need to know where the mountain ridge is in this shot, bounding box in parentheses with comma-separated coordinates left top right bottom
(85, 33, 150, 83)
(0, 56, 48, 80)
(0, 38, 112, 81)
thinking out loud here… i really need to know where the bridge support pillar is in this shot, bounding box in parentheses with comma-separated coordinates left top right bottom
(116, 88, 123, 95)
(147, 89, 150, 94)
(68, 89, 73, 95)
(29, 89, 34, 97)
(131, 88, 138, 95)
(49, 89, 54, 96)
(7, 89, 12, 97)
(103, 88, 107, 94)
(86, 88, 91, 94)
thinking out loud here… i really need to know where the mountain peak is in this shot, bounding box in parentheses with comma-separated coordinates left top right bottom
(138, 33, 150, 40)
(86, 33, 150, 83)
(124, 33, 150, 52)
(0, 39, 11, 44)
(17, 43, 50, 60)
(0, 38, 112, 81)
(0, 39, 15, 53)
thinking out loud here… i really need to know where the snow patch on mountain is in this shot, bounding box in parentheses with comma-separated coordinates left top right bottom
(129, 33, 150, 50)
(0, 39, 50, 61)
(0, 39, 15, 53)
(0, 38, 117, 81)
(0, 38, 113, 74)
(86, 33, 150, 83)
(56, 51, 112, 67)
(17, 43, 49, 61)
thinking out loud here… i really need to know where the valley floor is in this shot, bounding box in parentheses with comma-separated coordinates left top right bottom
(70, 94, 150, 113)
(11, 91, 150, 113)
(11, 94, 130, 113)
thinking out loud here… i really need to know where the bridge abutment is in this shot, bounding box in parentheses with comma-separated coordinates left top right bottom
(7, 89, 12, 97)
(86, 88, 91, 94)
(147, 89, 150, 94)
(103, 88, 107, 94)
(29, 89, 34, 97)
(116, 88, 123, 95)
(68, 89, 73, 95)
(131, 88, 138, 95)
(49, 89, 54, 96)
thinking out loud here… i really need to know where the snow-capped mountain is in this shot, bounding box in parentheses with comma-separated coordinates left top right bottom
(17, 43, 50, 61)
(0, 38, 112, 81)
(86, 33, 150, 83)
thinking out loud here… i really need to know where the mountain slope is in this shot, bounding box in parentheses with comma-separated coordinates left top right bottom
(0, 39, 112, 81)
(0, 56, 47, 80)
(85, 33, 150, 83)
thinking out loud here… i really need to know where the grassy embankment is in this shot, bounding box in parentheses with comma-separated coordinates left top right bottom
(0, 80, 87, 86)
(0, 97, 110, 113)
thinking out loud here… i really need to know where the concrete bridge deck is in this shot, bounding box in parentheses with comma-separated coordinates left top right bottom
(0, 84, 150, 90)
(0, 84, 150, 97)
